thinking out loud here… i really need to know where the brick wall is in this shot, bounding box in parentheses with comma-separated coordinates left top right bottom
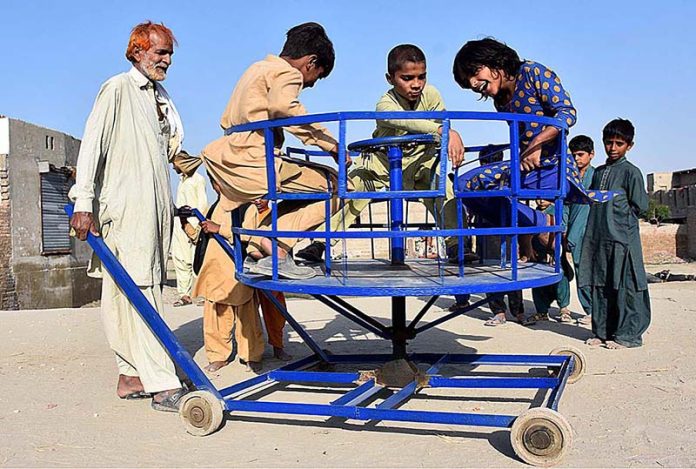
(0, 154, 18, 308)
(639, 221, 689, 264)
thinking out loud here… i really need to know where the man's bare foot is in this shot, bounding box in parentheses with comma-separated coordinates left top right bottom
(585, 337, 603, 346)
(273, 347, 292, 361)
(117, 374, 145, 398)
(605, 340, 628, 350)
(205, 361, 228, 372)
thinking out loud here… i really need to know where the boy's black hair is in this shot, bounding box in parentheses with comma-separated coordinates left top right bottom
(280, 22, 335, 78)
(387, 44, 426, 76)
(569, 135, 594, 154)
(452, 38, 523, 89)
(603, 118, 635, 144)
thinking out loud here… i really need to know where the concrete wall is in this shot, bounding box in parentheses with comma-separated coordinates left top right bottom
(647, 172, 671, 193)
(3, 118, 100, 309)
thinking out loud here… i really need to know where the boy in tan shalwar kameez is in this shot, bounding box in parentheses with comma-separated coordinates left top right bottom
(183, 182, 266, 373)
(200, 22, 350, 280)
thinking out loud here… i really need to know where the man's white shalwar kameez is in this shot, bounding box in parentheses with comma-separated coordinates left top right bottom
(172, 172, 208, 297)
(70, 67, 183, 393)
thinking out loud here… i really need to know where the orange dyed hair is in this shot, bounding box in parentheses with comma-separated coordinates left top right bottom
(125, 21, 177, 63)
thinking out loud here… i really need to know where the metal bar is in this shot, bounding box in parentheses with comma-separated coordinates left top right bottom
(392, 296, 407, 359)
(314, 295, 389, 338)
(257, 290, 330, 363)
(413, 294, 500, 335)
(330, 380, 382, 407)
(226, 399, 517, 428)
(322, 353, 566, 367)
(509, 122, 520, 281)
(387, 145, 405, 264)
(326, 295, 388, 331)
(219, 374, 271, 399)
(548, 356, 572, 411)
(191, 208, 234, 259)
(407, 295, 440, 330)
(224, 110, 568, 133)
(64, 204, 219, 397)
(376, 380, 418, 410)
(269, 370, 360, 384)
(429, 376, 559, 389)
(234, 225, 563, 240)
(426, 354, 449, 374)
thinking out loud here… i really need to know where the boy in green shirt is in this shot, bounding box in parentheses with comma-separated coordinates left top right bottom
(566, 135, 595, 324)
(579, 119, 651, 349)
(297, 44, 469, 263)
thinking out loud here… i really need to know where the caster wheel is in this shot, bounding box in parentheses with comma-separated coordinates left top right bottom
(179, 391, 224, 436)
(549, 346, 587, 384)
(510, 407, 573, 467)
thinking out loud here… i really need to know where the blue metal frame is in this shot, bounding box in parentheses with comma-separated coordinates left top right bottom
(226, 111, 566, 294)
(65, 110, 577, 438)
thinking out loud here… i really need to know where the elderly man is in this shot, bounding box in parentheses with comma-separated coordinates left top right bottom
(69, 21, 191, 412)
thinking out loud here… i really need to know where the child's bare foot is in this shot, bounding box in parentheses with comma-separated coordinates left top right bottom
(273, 347, 292, 361)
(557, 307, 573, 323)
(204, 361, 228, 372)
(585, 337, 603, 346)
(605, 340, 627, 350)
(578, 315, 592, 326)
(240, 358, 263, 373)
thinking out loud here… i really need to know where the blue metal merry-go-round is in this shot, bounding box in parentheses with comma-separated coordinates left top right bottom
(69, 110, 587, 467)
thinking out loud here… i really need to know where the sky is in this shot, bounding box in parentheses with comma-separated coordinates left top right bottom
(1, 0, 695, 196)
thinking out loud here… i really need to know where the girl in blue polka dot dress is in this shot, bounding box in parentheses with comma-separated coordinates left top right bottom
(452, 38, 613, 255)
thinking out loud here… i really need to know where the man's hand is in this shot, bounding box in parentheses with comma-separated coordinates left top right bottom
(70, 212, 99, 241)
(329, 144, 352, 169)
(447, 129, 465, 168)
(520, 147, 542, 172)
(200, 220, 220, 234)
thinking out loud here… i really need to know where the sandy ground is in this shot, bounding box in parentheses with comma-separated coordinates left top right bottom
(2, 263, 696, 468)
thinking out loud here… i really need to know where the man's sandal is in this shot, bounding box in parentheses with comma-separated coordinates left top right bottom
(151, 388, 188, 413)
(484, 314, 507, 326)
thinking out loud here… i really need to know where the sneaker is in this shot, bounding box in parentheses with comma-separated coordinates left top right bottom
(249, 255, 317, 280)
(243, 256, 257, 272)
(295, 241, 326, 264)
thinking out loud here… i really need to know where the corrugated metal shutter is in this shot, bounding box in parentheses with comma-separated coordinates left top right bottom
(41, 171, 71, 253)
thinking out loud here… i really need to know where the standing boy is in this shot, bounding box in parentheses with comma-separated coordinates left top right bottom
(566, 135, 595, 324)
(579, 119, 651, 349)
(182, 178, 266, 373)
(297, 44, 469, 263)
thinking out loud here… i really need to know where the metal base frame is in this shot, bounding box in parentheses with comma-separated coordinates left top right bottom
(221, 351, 574, 430)
(64, 204, 574, 436)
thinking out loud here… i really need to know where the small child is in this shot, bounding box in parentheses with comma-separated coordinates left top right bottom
(530, 199, 572, 323)
(182, 178, 265, 373)
(297, 43, 469, 263)
(578, 119, 651, 349)
(567, 135, 595, 324)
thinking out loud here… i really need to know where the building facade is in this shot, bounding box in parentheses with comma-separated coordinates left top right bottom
(0, 117, 100, 310)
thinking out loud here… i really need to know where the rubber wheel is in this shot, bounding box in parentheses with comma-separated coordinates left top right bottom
(549, 346, 587, 384)
(179, 391, 224, 436)
(510, 407, 573, 467)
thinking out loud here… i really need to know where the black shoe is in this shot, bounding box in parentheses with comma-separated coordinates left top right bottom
(295, 241, 326, 264)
